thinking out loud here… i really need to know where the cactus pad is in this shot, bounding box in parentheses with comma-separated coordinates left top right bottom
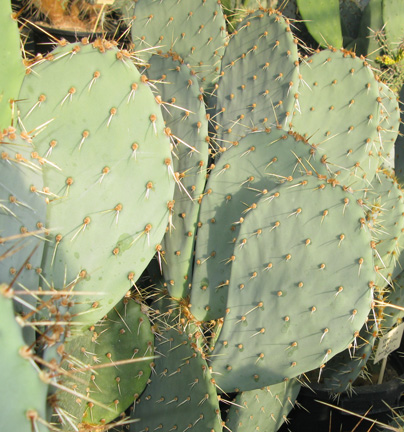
(0, 285, 48, 432)
(213, 8, 300, 147)
(291, 48, 381, 184)
(56, 296, 154, 427)
(211, 176, 375, 391)
(130, 325, 222, 432)
(123, 0, 227, 89)
(146, 53, 210, 299)
(17, 40, 175, 326)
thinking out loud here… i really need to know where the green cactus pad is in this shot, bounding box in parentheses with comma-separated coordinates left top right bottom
(291, 48, 381, 185)
(130, 326, 222, 432)
(382, 0, 404, 57)
(225, 379, 301, 431)
(0, 2, 25, 129)
(191, 129, 315, 321)
(146, 53, 210, 299)
(320, 317, 377, 394)
(394, 85, 404, 184)
(377, 82, 400, 170)
(0, 129, 46, 309)
(211, 176, 375, 392)
(345, 0, 383, 60)
(383, 270, 404, 330)
(213, 8, 300, 147)
(364, 170, 404, 287)
(56, 296, 154, 427)
(17, 40, 175, 327)
(296, 0, 343, 48)
(123, 0, 227, 90)
(0, 285, 48, 432)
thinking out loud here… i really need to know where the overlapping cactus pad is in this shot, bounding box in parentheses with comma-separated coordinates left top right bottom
(363, 170, 404, 286)
(56, 296, 154, 426)
(212, 8, 300, 145)
(0, 129, 46, 311)
(146, 53, 210, 299)
(225, 379, 301, 431)
(210, 176, 375, 391)
(122, 0, 227, 89)
(0, 285, 48, 432)
(290, 49, 382, 184)
(4, 1, 404, 430)
(130, 325, 222, 432)
(320, 315, 378, 394)
(191, 129, 314, 321)
(17, 40, 175, 326)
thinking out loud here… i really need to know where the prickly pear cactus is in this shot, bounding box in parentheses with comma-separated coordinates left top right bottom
(290, 48, 382, 184)
(122, 0, 227, 89)
(382, 0, 404, 58)
(191, 129, 314, 321)
(55, 296, 154, 427)
(383, 270, 404, 330)
(145, 53, 210, 299)
(320, 316, 378, 394)
(364, 170, 404, 287)
(130, 325, 223, 432)
(376, 81, 400, 168)
(225, 379, 301, 431)
(212, 8, 300, 147)
(17, 40, 175, 327)
(211, 175, 376, 392)
(296, 0, 343, 48)
(0, 129, 46, 310)
(0, 1, 25, 128)
(0, 285, 48, 432)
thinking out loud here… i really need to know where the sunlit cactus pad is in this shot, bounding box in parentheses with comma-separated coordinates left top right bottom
(123, 0, 227, 89)
(211, 175, 375, 391)
(17, 40, 175, 326)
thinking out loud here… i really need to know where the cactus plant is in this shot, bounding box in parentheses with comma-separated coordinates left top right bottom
(17, 39, 175, 327)
(4, 1, 404, 431)
(296, 0, 343, 48)
(55, 295, 154, 427)
(225, 379, 301, 431)
(121, 0, 227, 90)
(145, 52, 210, 300)
(0, 0, 25, 129)
(0, 285, 48, 432)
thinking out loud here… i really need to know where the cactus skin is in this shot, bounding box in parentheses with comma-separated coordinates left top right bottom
(213, 8, 300, 147)
(290, 48, 381, 185)
(17, 40, 175, 327)
(383, 270, 404, 331)
(225, 379, 301, 431)
(394, 85, 404, 184)
(0, 285, 48, 432)
(0, 129, 46, 316)
(130, 325, 223, 432)
(191, 129, 313, 321)
(377, 82, 400, 169)
(382, 0, 404, 58)
(211, 176, 375, 392)
(346, 0, 383, 60)
(320, 317, 378, 395)
(55, 296, 154, 427)
(145, 53, 210, 299)
(364, 170, 404, 287)
(0, 1, 25, 129)
(296, 0, 343, 48)
(122, 0, 227, 90)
